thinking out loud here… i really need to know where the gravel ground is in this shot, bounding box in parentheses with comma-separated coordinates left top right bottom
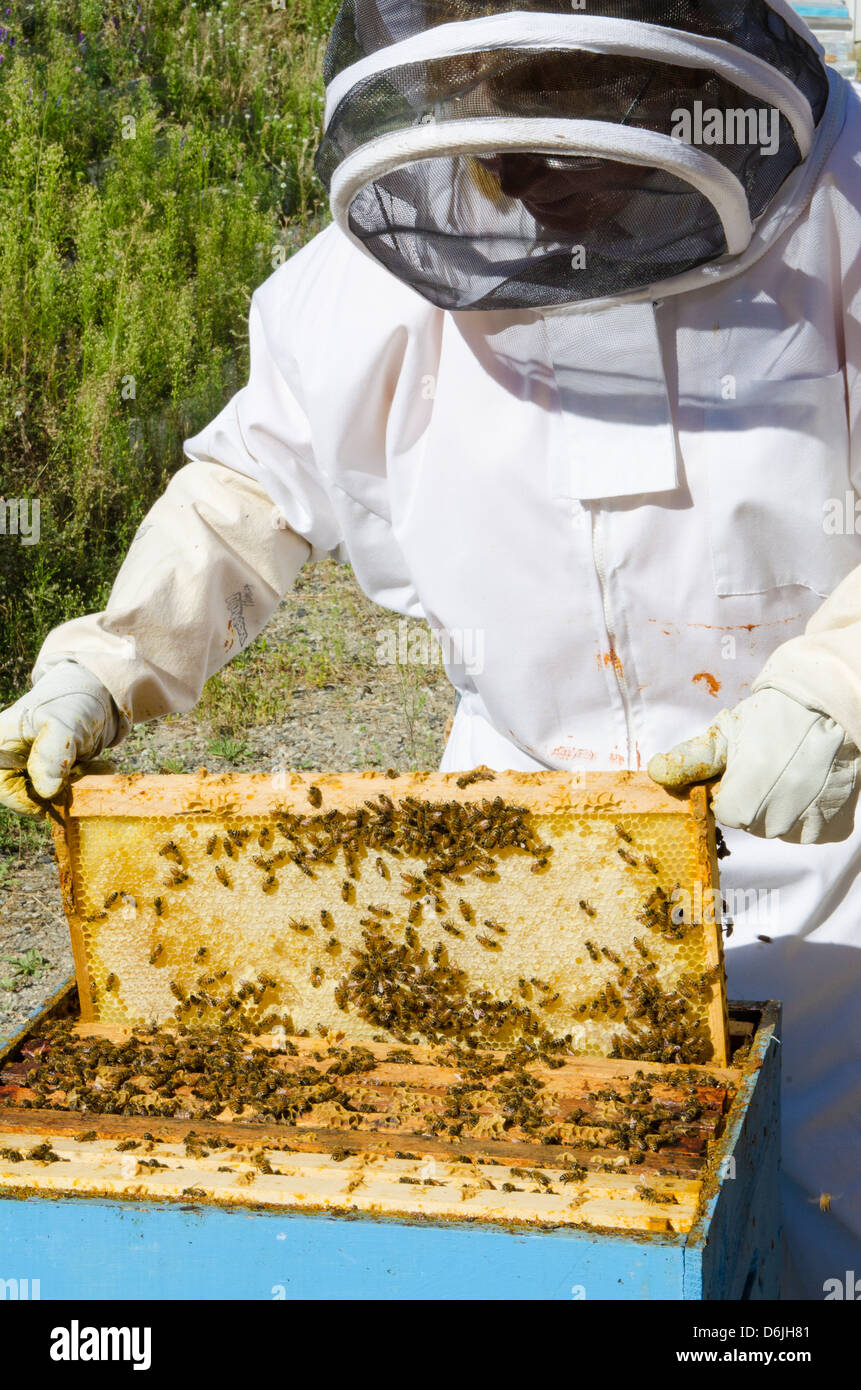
(0, 562, 454, 1042)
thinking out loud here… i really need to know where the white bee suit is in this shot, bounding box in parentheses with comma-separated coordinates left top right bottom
(185, 90, 861, 1300)
(26, 5, 861, 1294)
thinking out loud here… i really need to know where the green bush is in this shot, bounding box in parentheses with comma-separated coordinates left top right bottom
(0, 0, 338, 702)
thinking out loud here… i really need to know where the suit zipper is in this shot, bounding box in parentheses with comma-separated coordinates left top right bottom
(591, 505, 634, 767)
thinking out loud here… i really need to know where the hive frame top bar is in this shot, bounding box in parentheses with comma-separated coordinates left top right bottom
(62, 769, 703, 819)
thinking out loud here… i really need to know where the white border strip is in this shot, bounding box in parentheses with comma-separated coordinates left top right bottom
(323, 13, 814, 156)
(329, 116, 753, 260)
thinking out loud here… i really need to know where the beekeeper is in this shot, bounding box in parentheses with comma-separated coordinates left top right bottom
(1, 1, 859, 1298)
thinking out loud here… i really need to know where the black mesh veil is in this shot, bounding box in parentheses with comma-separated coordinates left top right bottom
(315, 2, 829, 310)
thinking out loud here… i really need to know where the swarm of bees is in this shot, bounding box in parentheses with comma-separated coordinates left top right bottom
(77, 788, 719, 1070)
(1, 1012, 734, 1180)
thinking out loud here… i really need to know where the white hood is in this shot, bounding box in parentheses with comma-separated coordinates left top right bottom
(315, 0, 835, 311)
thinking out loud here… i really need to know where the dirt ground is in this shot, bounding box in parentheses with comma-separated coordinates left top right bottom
(0, 562, 453, 1044)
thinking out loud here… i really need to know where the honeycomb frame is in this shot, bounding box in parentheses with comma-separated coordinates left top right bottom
(50, 770, 729, 1066)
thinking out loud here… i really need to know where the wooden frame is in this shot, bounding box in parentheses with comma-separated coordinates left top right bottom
(50, 769, 729, 1064)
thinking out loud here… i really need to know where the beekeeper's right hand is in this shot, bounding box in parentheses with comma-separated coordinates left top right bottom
(0, 661, 119, 814)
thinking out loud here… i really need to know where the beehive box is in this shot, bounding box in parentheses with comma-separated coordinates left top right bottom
(0, 768, 777, 1300)
(0, 983, 781, 1300)
(48, 769, 729, 1066)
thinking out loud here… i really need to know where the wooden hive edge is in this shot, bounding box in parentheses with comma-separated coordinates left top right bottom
(62, 769, 697, 819)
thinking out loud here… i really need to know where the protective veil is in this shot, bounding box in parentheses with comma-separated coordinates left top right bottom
(316, 0, 829, 310)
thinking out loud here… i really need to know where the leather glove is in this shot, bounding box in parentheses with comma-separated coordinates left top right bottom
(648, 687, 860, 844)
(0, 661, 119, 815)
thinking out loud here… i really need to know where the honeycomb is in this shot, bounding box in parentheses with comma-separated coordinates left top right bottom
(54, 771, 727, 1064)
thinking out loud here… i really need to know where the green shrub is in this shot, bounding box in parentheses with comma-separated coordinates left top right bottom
(0, 0, 338, 702)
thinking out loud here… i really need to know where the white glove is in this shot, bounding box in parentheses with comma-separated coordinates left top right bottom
(0, 661, 119, 815)
(648, 688, 860, 844)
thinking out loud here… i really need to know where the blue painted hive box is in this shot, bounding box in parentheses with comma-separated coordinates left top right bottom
(0, 985, 780, 1300)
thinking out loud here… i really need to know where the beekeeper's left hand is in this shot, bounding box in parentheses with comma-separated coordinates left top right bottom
(648, 687, 860, 844)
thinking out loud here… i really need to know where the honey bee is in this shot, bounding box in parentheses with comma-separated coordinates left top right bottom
(476, 934, 500, 950)
(222, 838, 235, 858)
(579, 899, 596, 917)
(341, 881, 353, 902)
(442, 922, 464, 937)
(105, 973, 118, 991)
(205, 834, 218, 855)
(531, 857, 549, 872)
(324, 936, 340, 954)
(215, 865, 230, 887)
(643, 855, 660, 875)
(262, 874, 277, 891)
(288, 918, 312, 934)
(310, 967, 323, 988)
(320, 909, 335, 930)
(159, 841, 183, 862)
(169, 982, 185, 1001)
(149, 943, 164, 965)
(308, 785, 323, 808)
(194, 946, 208, 962)
(458, 899, 474, 923)
(407, 902, 422, 925)
(153, 897, 164, 917)
(614, 823, 632, 844)
(617, 848, 638, 867)
(584, 940, 601, 962)
(375, 857, 389, 879)
(227, 828, 247, 845)
(165, 867, 188, 886)
(104, 891, 119, 909)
